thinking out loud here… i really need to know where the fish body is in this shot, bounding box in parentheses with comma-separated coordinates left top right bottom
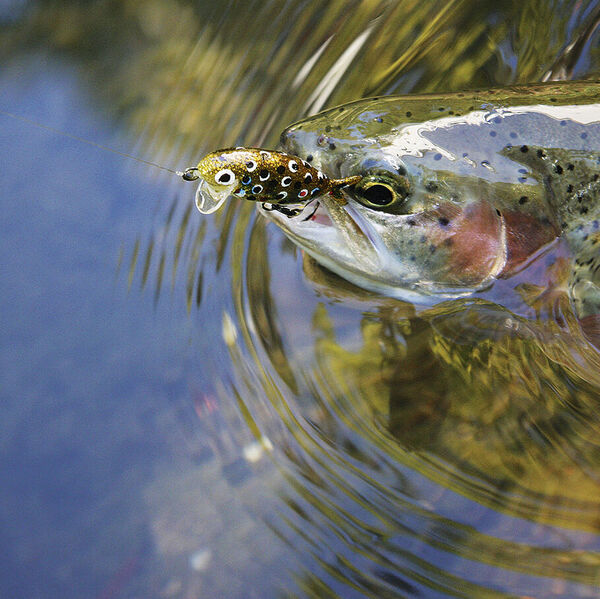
(260, 82, 600, 325)
(192, 147, 361, 214)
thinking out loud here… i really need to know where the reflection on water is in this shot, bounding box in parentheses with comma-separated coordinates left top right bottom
(240, 216, 600, 596)
(3, 0, 600, 597)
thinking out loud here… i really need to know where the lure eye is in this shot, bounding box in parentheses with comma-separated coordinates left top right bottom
(215, 168, 235, 185)
(354, 175, 410, 210)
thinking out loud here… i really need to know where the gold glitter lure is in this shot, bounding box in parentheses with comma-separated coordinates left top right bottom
(182, 148, 362, 217)
(0, 111, 360, 218)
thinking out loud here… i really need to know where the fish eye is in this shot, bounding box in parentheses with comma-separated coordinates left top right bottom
(354, 174, 410, 210)
(362, 182, 395, 206)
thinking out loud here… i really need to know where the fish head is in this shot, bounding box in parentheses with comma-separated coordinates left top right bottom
(266, 98, 558, 301)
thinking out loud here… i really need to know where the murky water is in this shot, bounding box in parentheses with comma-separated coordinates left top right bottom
(3, 1, 600, 597)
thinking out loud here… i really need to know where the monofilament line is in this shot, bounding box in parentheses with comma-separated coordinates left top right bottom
(0, 108, 182, 176)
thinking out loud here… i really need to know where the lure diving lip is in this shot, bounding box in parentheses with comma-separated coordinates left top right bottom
(181, 147, 362, 217)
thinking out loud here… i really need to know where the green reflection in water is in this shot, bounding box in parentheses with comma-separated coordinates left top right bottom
(242, 244, 600, 594)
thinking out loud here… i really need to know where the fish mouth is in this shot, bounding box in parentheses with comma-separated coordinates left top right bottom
(261, 190, 510, 302)
(259, 193, 385, 285)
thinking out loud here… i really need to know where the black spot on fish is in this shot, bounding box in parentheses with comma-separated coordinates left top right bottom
(567, 184, 573, 193)
(581, 207, 589, 214)
(448, 111, 454, 115)
(338, 107, 344, 112)
(410, 255, 416, 262)
(438, 107, 445, 112)
(425, 182, 438, 192)
(567, 164, 574, 171)
(430, 244, 437, 253)
(397, 165, 407, 176)
(306, 155, 313, 162)
(438, 217, 449, 226)
(555, 164, 563, 174)
(550, 97, 557, 102)
(560, 120, 567, 126)
(406, 111, 412, 117)
(490, 131, 497, 137)
(510, 132, 517, 139)
(593, 174, 599, 182)
(328, 142, 336, 150)
(434, 153, 442, 161)
(247, 195, 255, 201)
(325, 126, 331, 132)
(519, 196, 528, 204)
(277, 166, 285, 174)
(520, 145, 529, 153)
(407, 219, 416, 226)
(581, 133, 588, 140)
(537, 149, 546, 158)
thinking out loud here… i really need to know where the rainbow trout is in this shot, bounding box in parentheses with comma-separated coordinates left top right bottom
(188, 82, 600, 338)
(265, 82, 600, 324)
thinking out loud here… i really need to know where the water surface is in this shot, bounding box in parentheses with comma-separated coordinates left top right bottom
(2, 1, 600, 597)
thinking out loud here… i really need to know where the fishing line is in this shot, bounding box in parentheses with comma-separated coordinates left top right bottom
(0, 108, 190, 177)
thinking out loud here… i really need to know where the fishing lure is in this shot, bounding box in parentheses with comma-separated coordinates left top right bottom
(182, 148, 362, 217)
(0, 112, 359, 217)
